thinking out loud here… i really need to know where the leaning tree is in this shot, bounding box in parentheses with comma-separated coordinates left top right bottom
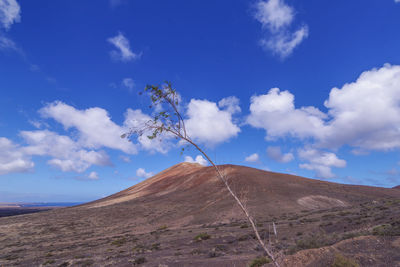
(122, 82, 280, 266)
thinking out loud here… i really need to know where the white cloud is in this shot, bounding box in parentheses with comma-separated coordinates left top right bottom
(119, 155, 131, 162)
(266, 146, 294, 163)
(245, 153, 259, 163)
(321, 64, 400, 150)
(184, 155, 208, 166)
(248, 64, 400, 177)
(107, 32, 140, 62)
(247, 87, 327, 140)
(0, 137, 34, 175)
(218, 96, 241, 114)
(88, 171, 99, 180)
(39, 102, 175, 156)
(122, 78, 135, 91)
(0, 0, 20, 30)
(254, 0, 308, 58)
(396, 0, 400, 3)
(20, 130, 112, 173)
(248, 64, 400, 152)
(185, 99, 240, 146)
(39, 101, 138, 154)
(298, 148, 346, 179)
(262, 26, 308, 59)
(136, 168, 153, 178)
(254, 0, 293, 32)
(0, 35, 17, 50)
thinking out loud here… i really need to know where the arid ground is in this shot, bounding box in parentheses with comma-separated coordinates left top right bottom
(1, 163, 399, 266)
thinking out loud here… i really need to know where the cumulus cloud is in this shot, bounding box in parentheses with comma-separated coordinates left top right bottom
(136, 168, 153, 178)
(107, 32, 140, 62)
(254, 0, 308, 58)
(247, 87, 327, 140)
(298, 148, 346, 179)
(39, 101, 138, 154)
(185, 99, 240, 146)
(266, 146, 294, 163)
(122, 78, 135, 91)
(0, 137, 34, 175)
(248, 64, 400, 177)
(88, 171, 99, 180)
(0, 0, 20, 30)
(184, 155, 208, 166)
(218, 96, 241, 114)
(245, 153, 259, 163)
(321, 64, 400, 150)
(20, 130, 112, 173)
(248, 64, 400, 152)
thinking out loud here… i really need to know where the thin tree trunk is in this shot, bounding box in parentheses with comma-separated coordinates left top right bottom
(182, 137, 280, 267)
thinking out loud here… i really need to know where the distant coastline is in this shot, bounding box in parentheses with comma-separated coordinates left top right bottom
(0, 202, 84, 218)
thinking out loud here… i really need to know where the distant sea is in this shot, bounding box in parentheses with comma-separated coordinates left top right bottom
(19, 202, 84, 207)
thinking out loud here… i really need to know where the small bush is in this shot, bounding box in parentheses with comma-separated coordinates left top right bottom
(289, 234, 337, 254)
(208, 248, 222, 258)
(75, 259, 94, 266)
(111, 237, 126, 247)
(194, 232, 211, 241)
(331, 254, 359, 267)
(372, 222, 400, 236)
(43, 259, 55, 265)
(238, 234, 250, 241)
(132, 244, 145, 254)
(151, 243, 160, 250)
(157, 225, 168, 231)
(133, 257, 146, 265)
(191, 248, 206, 255)
(249, 256, 271, 267)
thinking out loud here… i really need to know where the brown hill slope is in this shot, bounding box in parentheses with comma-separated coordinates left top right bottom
(1, 163, 399, 266)
(85, 162, 400, 226)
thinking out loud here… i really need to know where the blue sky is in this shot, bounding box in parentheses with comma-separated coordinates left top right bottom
(1, 0, 400, 202)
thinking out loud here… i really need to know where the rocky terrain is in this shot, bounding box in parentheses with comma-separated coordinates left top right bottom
(0, 163, 399, 266)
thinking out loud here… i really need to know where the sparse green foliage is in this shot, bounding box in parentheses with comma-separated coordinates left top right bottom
(111, 237, 126, 247)
(331, 254, 359, 267)
(43, 259, 55, 265)
(372, 222, 400, 236)
(151, 243, 161, 250)
(194, 232, 211, 241)
(157, 225, 168, 231)
(249, 256, 271, 267)
(122, 82, 187, 143)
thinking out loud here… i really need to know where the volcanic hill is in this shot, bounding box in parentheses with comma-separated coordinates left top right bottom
(1, 163, 399, 266)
